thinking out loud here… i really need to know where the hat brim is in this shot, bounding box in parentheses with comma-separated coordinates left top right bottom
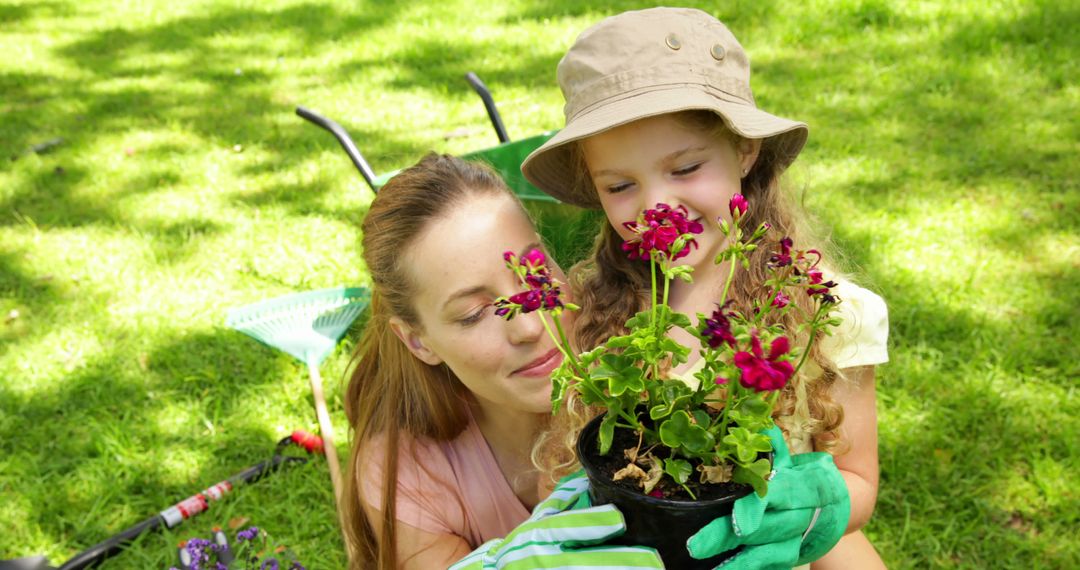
(521, 85, 808, 208)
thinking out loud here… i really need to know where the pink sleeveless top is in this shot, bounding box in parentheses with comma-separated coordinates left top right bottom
(358, 412, 531, 547)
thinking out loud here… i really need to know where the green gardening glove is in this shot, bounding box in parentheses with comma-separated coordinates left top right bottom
(687, 426, 850, 569)
(449, 471, 663, 570)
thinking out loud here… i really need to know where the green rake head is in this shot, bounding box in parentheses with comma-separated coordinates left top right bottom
(226, 287, 371, 367)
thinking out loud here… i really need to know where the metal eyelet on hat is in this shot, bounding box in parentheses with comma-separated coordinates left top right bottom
(711, 43, 726, 61)
(665, 34, 681, 50)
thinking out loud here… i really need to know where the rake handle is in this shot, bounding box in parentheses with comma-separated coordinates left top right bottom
(305, 363, 350, 555)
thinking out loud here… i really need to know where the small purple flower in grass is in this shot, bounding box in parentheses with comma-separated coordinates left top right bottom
(734, 333, 795, 392)
(260, 559, 280, 570)
(729, 194, 748, 218)
(236, 526, 260, 542)
(622, 203, 703, 261)
(185, 537, 214, 566)
(701, 302, 737, 349)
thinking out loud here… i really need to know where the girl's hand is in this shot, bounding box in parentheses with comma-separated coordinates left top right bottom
(449, 473, 663, 570)
(686, 426, 851, 568)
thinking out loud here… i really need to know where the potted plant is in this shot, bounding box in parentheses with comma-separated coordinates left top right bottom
(495, 195, 840, 568)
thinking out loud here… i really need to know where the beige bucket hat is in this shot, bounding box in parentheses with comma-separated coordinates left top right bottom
(521, 7, 808, 208)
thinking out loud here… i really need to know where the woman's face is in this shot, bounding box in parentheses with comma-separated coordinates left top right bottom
(582, 114, 759, 270)
(395, 193, 565, 415)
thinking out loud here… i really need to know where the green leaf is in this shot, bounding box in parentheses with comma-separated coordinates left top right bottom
(577, 346, 606, 367)
(733, 459, 772, 497)
(649, 404, 671, 420)
(598, 413, 617, 455)
(723, 427, 772, 463)
(726, 409, 769, 433)
(625, 310, 653, 329)
(664, 458, 693, 484)
(660, 382, 693, 409)
(692, 409, 711, 429)
(659, 410, 715, 454)
(608, 366, 644, 396)
(667, 310, 693, 329)
(659, 337, 691, 361)
(550, 370, 569, 414)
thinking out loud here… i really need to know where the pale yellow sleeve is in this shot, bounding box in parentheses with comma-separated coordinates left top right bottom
(818, 280, 889, 369)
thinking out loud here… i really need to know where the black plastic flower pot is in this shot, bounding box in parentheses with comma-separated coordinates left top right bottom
(577, 412, 762, 569)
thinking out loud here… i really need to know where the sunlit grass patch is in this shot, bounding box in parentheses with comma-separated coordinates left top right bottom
(1, 0, 1076, 568)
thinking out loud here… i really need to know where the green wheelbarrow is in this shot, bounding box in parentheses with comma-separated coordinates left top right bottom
(296, 72, 602, 267)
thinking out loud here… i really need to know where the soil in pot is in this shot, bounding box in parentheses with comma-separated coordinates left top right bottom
(577, 413, 764, 569)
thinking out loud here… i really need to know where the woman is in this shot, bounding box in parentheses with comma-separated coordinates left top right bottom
(341, 154, 659, 569)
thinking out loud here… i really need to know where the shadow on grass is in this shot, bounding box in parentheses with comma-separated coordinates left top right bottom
(0, 324, 341, 554)
(2, 1, 1077, 567)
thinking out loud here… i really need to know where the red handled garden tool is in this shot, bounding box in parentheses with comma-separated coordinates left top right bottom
(0, 431, 324, 570)
(225, 286, 369, 544)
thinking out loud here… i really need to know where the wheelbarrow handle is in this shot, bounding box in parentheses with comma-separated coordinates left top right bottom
(295, 106, 379, 192)
(464, 72, 510, 144)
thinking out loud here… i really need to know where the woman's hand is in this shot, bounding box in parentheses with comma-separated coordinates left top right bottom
(686, 426, 851, 568)
(450, 473, 663, 570)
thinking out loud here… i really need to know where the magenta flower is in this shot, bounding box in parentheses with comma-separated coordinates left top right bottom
(769, 237, 793, 268)
(729, 194, 748, 218)
(771, 291, 790, 308)
(521, 248, 546, 269)
(805, 267, 838, 298)
(714, 376, 729, 385)
(701, 302, 737, 348)
(495, 248, 565, 319)
(510, 290, 543, 312)
(621, 203, 703, 261)
(734, 333, 795, 392)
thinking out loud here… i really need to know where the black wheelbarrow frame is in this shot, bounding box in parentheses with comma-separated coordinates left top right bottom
(296, 72, 601, 267)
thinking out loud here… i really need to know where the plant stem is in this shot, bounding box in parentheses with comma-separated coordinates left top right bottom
(719, 256, 738, 306)
(551, 316, 585, 376)
(650, 255, 658, 324)
(537, 312, 578, 373)
(793, 326, 817, 376)
(650, 254, 660, 381)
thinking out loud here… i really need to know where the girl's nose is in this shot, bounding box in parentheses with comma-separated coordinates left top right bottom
(642, 180, 675, 209)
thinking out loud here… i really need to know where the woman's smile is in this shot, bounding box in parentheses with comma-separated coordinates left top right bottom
(512, 348, 563, 378)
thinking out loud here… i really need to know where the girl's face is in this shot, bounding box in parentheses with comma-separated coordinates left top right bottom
(582, 114, 760, 268)
(392, 193, 565, 415)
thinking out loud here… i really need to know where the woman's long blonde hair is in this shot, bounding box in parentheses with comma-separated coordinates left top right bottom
(534, 110, 847, 484)
(342, 154, 520, 569)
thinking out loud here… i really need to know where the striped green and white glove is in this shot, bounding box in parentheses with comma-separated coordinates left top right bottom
(448, 472, 663, 570)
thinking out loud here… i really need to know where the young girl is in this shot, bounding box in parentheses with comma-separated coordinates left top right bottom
(342, 154, 661, 569)
(522, 8, 889, 569)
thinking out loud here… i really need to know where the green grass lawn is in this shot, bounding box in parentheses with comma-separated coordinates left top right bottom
(1, 0, 1076, 568)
